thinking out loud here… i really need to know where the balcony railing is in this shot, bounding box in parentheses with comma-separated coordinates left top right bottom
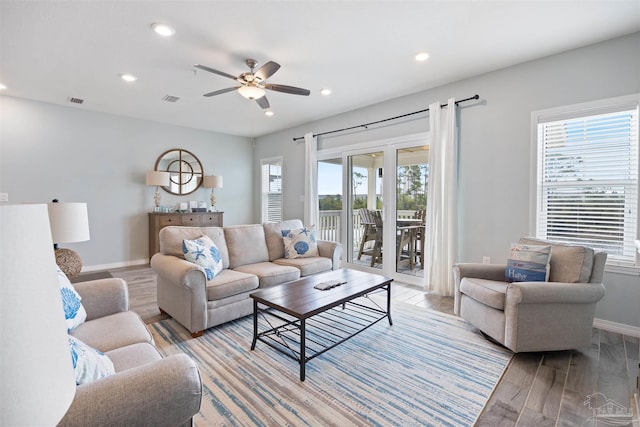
(318, 209, 418, 246)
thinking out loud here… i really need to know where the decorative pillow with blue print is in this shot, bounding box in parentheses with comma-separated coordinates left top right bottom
(57, 266, 87, 331)
(281, 226, 319, 259)
(505, 243, 551, 283)
(68, 335, 115, 385)
(182, 235, 223, 280)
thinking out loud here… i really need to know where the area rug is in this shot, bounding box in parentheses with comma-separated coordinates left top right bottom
(149, 301, 513, 427)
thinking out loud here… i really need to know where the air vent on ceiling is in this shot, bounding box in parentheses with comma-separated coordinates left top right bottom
(67, 97, 84, 104)
(162, 95, 180, 103)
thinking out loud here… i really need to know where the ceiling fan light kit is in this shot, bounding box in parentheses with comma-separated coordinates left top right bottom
(195, 58, 310, 109)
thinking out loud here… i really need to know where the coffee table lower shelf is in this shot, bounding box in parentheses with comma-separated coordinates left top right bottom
(250, 290, 391, 381)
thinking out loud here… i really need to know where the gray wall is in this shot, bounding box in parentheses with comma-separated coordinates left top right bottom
(0, 96, 253, 268)
(254, 32, 640, 328)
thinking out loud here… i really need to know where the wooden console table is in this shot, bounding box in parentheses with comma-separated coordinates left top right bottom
(148, 211, 224, 257)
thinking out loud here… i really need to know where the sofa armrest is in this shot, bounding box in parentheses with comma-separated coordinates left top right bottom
(506, 281, 606, 305)
(151, 253, 206, 287)
(59, 354, 202, 427)
(73, 278, 129, 321)
(317, 240, 343, 270)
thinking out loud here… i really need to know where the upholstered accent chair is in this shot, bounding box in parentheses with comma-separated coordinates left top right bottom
(453, 237, 606, 353)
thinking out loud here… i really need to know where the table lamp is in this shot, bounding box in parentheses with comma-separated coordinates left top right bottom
(203, 175, 223, 211)
(48, 201, 91, 279)
(1, 204, 76, 425)
(146, 170, 171, 211)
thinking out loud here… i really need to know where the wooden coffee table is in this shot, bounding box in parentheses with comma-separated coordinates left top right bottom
(250, 269, 393, 381)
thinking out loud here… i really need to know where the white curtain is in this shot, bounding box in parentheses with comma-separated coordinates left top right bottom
(303, 132, 318, 226)
(424, 98, 458, 296)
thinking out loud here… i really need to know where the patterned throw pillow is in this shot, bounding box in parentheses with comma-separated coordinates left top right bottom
(58, 266, 87, 331)
(505, 243, 551, 283)
(182, 235, 223, 280)
(281, 226, 318, 259)
(68, 335, 115, 385)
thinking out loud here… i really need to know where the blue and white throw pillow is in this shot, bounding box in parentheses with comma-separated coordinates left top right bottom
(182, 235, 223, 280)
(58, 266, 87, 331)
(281, 226, 318, 259)
(505, 243, 551, 283)
(68, 335, 115, 385)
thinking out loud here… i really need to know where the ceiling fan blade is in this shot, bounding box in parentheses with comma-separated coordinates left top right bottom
(203, 86, 240, 97)
(193, 64, 238, 81)
(256, 96, 270, 109)
(254, 61, 281, 81)
(265, 83, 310, 96)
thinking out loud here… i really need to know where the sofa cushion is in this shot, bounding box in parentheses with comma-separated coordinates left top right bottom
(282, 226, 319, 258)
(68, 335, 115, 385)
(263, 219, 304, 261)
(106, 342, 162, 372)
(273, 256, 332, 276)
(234, 262, 300, 288)
(505, 243, 551, 283)
(459, 278, 508, 311)
(70, 311, 153, 353)
(224, 225, 270, 269)
(182, 235, 224, 280)
(160, 226, 230, 269)
(519, 237, 594, 283)
(58, 266, 87, 331)
(206, 269, 259, 301)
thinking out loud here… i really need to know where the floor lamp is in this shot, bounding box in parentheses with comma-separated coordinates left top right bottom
(203, 175, 223, 211)
(1, 204, 76, 425)
(48, 201, 91, 279)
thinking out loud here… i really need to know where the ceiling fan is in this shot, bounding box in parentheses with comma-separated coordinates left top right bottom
(194, 59, 311, 109)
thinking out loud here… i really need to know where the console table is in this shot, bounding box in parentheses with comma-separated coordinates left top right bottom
(148, 211, 224, 257)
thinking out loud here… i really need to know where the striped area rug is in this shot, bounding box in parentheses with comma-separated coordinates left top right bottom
(149, 301, 513, 426)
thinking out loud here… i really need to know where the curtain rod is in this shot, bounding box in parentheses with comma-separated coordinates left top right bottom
(293, 94, 480, 142)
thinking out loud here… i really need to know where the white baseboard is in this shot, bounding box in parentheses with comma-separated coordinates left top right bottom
(83, 258, 149, 272)
(593, 317, 640, 338)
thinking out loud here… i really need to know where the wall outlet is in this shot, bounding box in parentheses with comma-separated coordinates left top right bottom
(0, 193, 8, 202)
(482, 256, 491, 264)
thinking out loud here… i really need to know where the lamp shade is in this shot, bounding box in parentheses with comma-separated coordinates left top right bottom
(48, 202, 90, 244)
(203, 175, 223, 189)
(146, 170, 170, 186)
(1, 204, 76, 425)
(238, 85, 265, 100)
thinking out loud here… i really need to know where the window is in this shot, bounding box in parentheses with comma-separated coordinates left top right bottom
(533, 94, 639, 266)
(260, 157, 283, 223)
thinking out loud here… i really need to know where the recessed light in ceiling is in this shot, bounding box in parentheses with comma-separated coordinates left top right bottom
(265, 111, 274, 117)
(415, 52, 430, 62)
(120, 74, 138, 82)
(0, 83, 6, 90)
(320, 88, 332, 96)
(151, 23, 175, 37)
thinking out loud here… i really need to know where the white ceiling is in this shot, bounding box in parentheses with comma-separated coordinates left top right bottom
(1, 1, 639, 138)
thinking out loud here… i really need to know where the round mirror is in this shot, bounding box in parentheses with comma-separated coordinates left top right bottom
(154, 149, 203, 195)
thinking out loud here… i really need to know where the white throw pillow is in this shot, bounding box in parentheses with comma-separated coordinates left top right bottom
(58, 265, 87, 331)
(281, 226, 319, 259)
(68, 335, 115, 385)
(182, 235, 224, 280)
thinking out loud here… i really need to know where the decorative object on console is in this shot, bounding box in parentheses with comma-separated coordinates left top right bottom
(203, 175, 223, 211)
(48, 201, 91, 280)
(146, 170, 170, 211)
(1, 204, 76, 425)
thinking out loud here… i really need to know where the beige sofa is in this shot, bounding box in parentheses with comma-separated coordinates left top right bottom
(453, 237, 606, 353)
(151, 219, 342, 337)
(59, 278, 202, 427)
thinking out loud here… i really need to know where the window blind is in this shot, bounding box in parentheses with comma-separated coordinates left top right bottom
(260, 158, 283, 223)
(537, 106, 639, 264)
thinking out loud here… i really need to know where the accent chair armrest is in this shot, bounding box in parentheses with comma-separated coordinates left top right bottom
(59, 354, 202, 427)
(73, 278, 129, 321)
(317, 240, 343, 270)
(453, 263, 508, 282)
(506, 281, 606, 305)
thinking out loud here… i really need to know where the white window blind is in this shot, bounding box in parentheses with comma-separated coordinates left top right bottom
(535, 98, 639, 265)
(260, 157, 283, 223)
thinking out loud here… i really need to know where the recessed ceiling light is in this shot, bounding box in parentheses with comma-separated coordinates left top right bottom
(151, 23, 175, 37)
(0, 83, 6, 90)
(415, 52, 430, 62)
(265, 111, 274, 117)
(120, 74, 138, 82)
(320, 88, 332, 96)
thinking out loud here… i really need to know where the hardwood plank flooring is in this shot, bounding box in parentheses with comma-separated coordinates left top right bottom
(105, 265, 638, 426)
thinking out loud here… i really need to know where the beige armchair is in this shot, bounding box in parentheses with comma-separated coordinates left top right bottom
(453, 237, 606, 353)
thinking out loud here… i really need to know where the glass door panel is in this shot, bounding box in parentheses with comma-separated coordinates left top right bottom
(317, 158, 343, 243)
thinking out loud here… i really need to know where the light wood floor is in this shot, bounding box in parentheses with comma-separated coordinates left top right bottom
(102, 265, 639, 426)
